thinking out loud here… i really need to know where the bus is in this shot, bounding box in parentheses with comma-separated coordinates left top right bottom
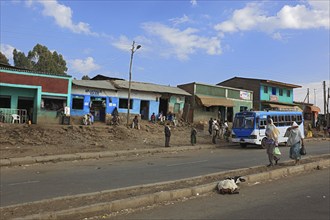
(231, 111, 304, 148)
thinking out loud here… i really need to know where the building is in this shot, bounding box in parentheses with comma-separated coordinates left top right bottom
(217, 77, 302, 111)
(178, 82, 253, 123)
(71, 77, 191, 123)
(71, 80, 117, 122)
(0, 64, 72, 124)
(111, 79, 190, 120)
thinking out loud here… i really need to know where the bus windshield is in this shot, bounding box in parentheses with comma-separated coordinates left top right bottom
(233, 116, 255, 129)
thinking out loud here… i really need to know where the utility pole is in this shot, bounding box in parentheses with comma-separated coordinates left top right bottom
(126, 41, 141, 126)
(323, 81, 327, 125)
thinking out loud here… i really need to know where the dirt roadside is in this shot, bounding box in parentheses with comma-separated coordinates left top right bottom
(0, 120, 215, 159)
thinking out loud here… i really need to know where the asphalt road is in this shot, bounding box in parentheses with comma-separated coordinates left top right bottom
(1, 141, 329, 206)
(109, 167, 330, 220)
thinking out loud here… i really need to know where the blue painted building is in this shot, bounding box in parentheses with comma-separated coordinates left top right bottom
(217, 77, 302, 111)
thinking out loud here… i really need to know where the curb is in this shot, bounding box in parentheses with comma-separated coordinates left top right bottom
(1, 138, 328, 167)
(2, 155, 329, 220)
(0, 144, 218, 167)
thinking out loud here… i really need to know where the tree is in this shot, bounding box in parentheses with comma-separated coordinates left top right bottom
(0, 52, 10, 65)
(13, 44, 68, 75)
(13, 49, 32, 69)
(27, 44, 67, 75)
(82, 75, 90, 80)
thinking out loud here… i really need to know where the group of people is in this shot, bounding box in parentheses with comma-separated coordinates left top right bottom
(208, 118, 230, 144)
(265, 117, 304, 167)
(83, 113, 94, 125)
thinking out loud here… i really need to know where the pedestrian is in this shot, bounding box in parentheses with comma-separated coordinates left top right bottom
(164, 123, 171, 147)
(208, 118, 213, 135)
(191, 126, 197, 146)
(132, 115, 140, 129)
(265, 118, 280, 167)
(285, 121, 304, 165)
(150, 112, 156, 123)
(212, 120, 220, 144)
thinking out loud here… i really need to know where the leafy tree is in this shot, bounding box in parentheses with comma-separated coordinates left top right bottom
(13, 49, 32, 69)
(0, 52, 10, 65)
(13, 44, 68, 75)
(27, 44, 67, 75)
(82, 75, 90, 80)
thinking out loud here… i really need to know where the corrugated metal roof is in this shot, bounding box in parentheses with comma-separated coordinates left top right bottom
(112, 80, 191, 96)
(72, 80, 116, 90)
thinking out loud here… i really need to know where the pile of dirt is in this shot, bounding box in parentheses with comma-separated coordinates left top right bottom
(0, 121, 212, 159)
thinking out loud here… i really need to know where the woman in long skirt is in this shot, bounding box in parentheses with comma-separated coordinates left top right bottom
(285, 121, 304, 165)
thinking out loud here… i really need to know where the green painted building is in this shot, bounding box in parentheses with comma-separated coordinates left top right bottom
(0, 64, 72, 124)
(178, 82, 253, 123)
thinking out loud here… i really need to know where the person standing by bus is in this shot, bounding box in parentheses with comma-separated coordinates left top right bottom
(285, 121, 304, 165)
(265, 118, 281, 167)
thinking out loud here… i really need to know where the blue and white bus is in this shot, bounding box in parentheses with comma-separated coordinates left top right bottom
(231, 111, 304, 148)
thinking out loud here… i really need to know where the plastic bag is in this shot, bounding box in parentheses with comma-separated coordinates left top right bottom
(273, 147, 281, 156)
(300, 145, 306, 155)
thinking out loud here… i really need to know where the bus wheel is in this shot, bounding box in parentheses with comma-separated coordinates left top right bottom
(261, 138, 267, 149)
(240, 143, 247, 148)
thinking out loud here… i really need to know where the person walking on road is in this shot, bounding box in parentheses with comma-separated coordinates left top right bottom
(164, 123, 171, 147)
(265, 118, 281, 167)
(191, 126, 197, 146)
(285, 121, 304, 165)
(212, 120, 220, 144)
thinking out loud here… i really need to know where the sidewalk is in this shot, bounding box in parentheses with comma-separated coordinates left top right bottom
(1, 138, 328, 167)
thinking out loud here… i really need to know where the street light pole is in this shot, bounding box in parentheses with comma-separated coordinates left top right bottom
(127, 41, 141, 126)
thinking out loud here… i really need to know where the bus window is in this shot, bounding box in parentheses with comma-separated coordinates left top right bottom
(271, 115, 278, 126)
(292, 115, 297, 123)
(297, 115, 302, 124)
(233, 117, 244, 128)
(279, 115, 285, 126)
(245, 117, 254, 128)
(285, 115, 291, 126)
(259, 119, 266, 129)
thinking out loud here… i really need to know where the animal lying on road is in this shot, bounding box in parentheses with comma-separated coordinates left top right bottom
(217, 176, 246, 194)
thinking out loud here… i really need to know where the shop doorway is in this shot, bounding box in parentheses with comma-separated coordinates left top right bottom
(18, 97, 34, 123)
(140, 100, 150, 120)
(159, 98, 168, 117)
(90, 97, 106, 122)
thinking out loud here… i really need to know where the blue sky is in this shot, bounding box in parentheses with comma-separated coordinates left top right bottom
(1, 0, 329, 112)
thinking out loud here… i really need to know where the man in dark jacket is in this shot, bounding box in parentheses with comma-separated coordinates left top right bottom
(164, 123, 171, 147)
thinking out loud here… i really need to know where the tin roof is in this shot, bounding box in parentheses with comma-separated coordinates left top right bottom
(112, 80, 191, 96)
(72, 80, 117, 90)
(218, 77, 301, 89)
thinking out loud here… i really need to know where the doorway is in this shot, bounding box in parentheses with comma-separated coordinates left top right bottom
(90, 97, 106, 122)
(159, 98, 168, 117)
(18, 97, 34, 123)
(140, 100, 150, 120)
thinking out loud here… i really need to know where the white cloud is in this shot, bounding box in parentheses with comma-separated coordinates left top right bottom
(169, 14, 191, 26)
(142, 22, 221, 60)
(214, 1, 329, 34)
(69, 57, 101, 76)
(190, 0, 197, 7)
(27, 0, 97, 36)
(294, 81, 330, 114)
(0, 44, 16, 64)
(112, 35, 132, 52)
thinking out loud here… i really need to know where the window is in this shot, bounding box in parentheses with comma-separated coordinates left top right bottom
(108, 97, 112, 103)
(173, 103, 180, 113)
(279, 89, 283, 96)
(72, 96, 84, 110)
(42, 97, 65, 111)
(240, 106, 248, 112)
(271, 115, 278, 126)
(119, 98, 133, 109)
(287, 90, 291, 97)
(264, 86, 268, 94)
(272, 87, 276, 95)
(0, 96, 11, 108)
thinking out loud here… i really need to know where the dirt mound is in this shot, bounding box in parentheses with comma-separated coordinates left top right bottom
(0, 121, 211, 159)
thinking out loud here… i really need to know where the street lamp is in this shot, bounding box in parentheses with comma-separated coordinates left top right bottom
(127, 41, 141, 126)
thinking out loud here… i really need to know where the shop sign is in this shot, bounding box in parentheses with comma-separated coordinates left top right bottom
(85, 89, 102, 95)
(240, 91, 251, 100)
(270, 95, 278, 102)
